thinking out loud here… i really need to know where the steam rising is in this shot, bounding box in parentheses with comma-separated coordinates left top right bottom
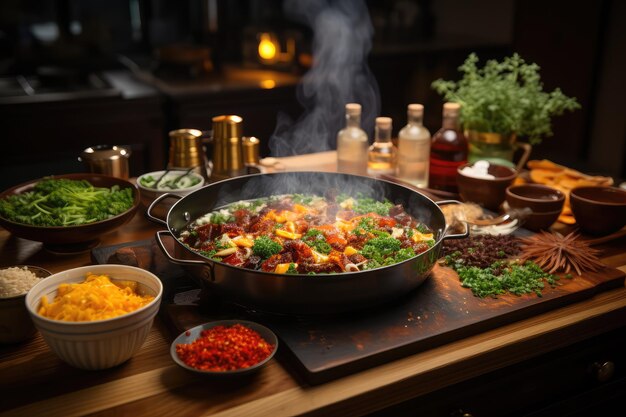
(201, 172, 441, 240)
(269, 0, 380, 156)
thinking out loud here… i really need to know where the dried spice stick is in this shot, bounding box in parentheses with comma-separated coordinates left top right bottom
(518, 231, 606, 275)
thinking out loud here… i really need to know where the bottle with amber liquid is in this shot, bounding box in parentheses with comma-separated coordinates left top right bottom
(429, 102, 468, 193)
(368, 117, 397, 176)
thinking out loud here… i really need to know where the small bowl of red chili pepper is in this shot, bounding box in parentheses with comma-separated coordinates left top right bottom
(170, 319, 278, 376)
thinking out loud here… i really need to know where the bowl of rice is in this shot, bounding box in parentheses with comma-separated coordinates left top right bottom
(25, 264, 163, 370)
(0, 265, 51, 344)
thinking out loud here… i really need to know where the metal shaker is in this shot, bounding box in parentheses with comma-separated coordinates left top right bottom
(210, 115, 246, 179)
(168, 128, 210, 180)
(79, 145, 131, 179)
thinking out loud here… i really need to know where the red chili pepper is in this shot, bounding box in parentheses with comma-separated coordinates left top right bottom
(176, 324, 274, 371)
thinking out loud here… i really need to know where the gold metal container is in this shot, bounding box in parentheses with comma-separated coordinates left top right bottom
(79, 145, 131, 179)
(168, 129, 209, 180)
(210, 115, 246, 179)
(242, 136, 261, 165)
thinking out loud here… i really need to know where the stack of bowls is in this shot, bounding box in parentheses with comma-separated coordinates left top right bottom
(505, 184, 565, 231)
(25, 264, 163, 370)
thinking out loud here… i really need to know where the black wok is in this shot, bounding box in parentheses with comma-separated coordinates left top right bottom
(148, 171, 467, 315)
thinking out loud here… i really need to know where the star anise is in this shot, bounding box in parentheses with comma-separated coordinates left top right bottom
(518, 231, 606, 275)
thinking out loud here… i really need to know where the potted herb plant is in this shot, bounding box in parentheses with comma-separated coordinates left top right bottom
(431, 53, 581, 168)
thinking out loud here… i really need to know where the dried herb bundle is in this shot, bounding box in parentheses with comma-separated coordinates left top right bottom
(519, 231, 605, 275)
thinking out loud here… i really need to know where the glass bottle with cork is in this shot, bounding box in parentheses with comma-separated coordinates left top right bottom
(429, 102, 468, 193)
(337, 103, 369, 175)
(396, 104, 431, 187)
(367, 117, 397, 176)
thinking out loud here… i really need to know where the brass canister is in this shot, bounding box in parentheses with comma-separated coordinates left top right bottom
(79, 145, 131, 179)
(168, 129, 204, 167)
(211, 115, 246, 178)
(242, 136, 260, 165)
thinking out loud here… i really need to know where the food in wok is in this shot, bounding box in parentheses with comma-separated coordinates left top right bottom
(178, 192, 435, 274)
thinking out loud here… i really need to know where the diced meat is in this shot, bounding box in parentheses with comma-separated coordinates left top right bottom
(325, 232, 347, 251)
(221, 250, 247, 267)
(261, 252, 294, 272)
(298, 262, 342, 274)
(348, 253, 367, 264)
(233, 209, 254, 228)
(249, 219, 275, 234)
(389, 204, 405, 217)
(222, 223, 245, 237)
(283, 240, 315, 263)
(243, 255, 262, 270)
(196, 223, 222, 242)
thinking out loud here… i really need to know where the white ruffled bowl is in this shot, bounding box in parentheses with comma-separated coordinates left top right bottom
(25, 264, 163, 370)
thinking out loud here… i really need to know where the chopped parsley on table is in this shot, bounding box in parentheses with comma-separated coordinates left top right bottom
(441, 235, 564, 298)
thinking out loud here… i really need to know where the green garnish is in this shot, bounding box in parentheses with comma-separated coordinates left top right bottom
(431, 53, 580, 144)
(304, 229, 333, 254)
(0, 178, 134, 226)
(445, 256, 558, 298)
(337, 193, 393, 215)
(252, 236, 282, 259)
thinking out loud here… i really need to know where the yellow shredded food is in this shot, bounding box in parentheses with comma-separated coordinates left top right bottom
(38, 273, 154, 322)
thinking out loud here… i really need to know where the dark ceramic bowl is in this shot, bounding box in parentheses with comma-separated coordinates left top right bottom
(505, 184, 565, 213)
(170, 320, 278, 377)
(0, 265, 51, 344)
(456, 162, 518, 211)
(519, 208, 562, 232)
(0, 173, 139, 246)
(570, 186, 626, 235)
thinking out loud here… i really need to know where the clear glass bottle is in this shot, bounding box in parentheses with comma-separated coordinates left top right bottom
(429, 102, 468, 193)
(397, 104, 431, 187)
(337, 103, 369, 175)
(367, 117, 397, 176)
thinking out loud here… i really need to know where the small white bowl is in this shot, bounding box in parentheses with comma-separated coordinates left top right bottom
(137, 170, 205, 207)
(25, 264, 163, 370)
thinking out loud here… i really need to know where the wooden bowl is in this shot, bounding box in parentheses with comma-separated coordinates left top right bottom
(456, 162, 518, 211)
(505, 184, 565, 213)
(0, 173, 139, 246)
(570, 186, 626, 235)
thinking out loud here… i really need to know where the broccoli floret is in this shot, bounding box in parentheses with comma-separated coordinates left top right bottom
(360, 236, 417, 269)
(362, 236, 401, 259)
(252, 236, 282, 259)
(303, 229, 332, 254)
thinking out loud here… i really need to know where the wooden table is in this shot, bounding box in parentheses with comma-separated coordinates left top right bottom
(2, 152, 626, 417)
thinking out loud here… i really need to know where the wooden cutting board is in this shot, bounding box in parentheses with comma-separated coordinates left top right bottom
(91, 239, 626, 385)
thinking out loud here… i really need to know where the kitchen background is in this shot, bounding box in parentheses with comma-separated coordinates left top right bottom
(0, 0, 624, 189)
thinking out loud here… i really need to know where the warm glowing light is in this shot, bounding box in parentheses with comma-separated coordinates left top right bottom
(258, 33, 277, 61)
(260, 79, 276, 89)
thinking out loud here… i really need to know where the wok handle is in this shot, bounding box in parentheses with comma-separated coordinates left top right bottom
(155, 231, 216, 282)
(145, 193, 183, 225)
(436, 200, 470, 240)
(155, 231, 204, 266)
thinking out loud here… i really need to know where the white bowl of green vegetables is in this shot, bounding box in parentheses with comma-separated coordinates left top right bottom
(137, 170, 205, 207)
